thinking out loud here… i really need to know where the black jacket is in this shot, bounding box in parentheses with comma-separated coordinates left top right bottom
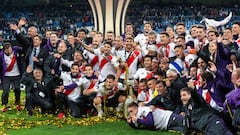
(14, 32, 48, 70)
(146, 88, 182, 112)
(20, 72, 50, 98)
(183, 90, 220, 130)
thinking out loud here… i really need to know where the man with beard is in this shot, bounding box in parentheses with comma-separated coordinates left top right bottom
(134, 22, 159, 47)
(118, 37, 142, 83)
(80, 41, 121, 83)
(83, 74, 127, 117)
(57, 63, 94, 118)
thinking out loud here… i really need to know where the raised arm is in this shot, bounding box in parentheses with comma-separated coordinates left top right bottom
(217, 42, 230, 59)
(61, 57, 74, 68)
(9, 18, 31, 47)
(77, 38, 94, 53)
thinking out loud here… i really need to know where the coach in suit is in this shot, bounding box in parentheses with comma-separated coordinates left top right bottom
(23, 35, 48, 71)
(10, 20, 48, 71)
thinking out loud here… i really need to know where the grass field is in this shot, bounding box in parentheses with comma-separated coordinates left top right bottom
(7, 121, 179, 135)
(0, 90, 179, 135)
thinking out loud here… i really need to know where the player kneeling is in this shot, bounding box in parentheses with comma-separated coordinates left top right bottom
(83, 74, 127, 117)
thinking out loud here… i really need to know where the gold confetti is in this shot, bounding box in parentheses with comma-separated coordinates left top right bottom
(0, 106, 122, 134)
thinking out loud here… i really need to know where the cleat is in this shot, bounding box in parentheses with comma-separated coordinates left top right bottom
(2, 106, 7, 112)
(97, 111, 103, 117)
(28, 111, 33, 116)
(16, 105, 22, 111)
(58, 112, 65, 119)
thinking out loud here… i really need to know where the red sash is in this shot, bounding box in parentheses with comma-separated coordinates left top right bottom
(166, 44, 170, 57)
(121, 50, 140, 74)
(156, 43, 161, 49)
(64, 88, 73, 95)
(237, 38, 240, 46)
(99, 55, 113, 71)
(145, 90, 150, 102)
(195, 70, 201, 89)
(234, 61, 238, 68)
(145, 72, 153, 80)
(6, 55, 17, 72)
(184, 61, 189, 69)
(205, 91, 211, 104)
(79, 65, 85, 72)
(90, 55, 99, 67)
(87, 79, 97, 89)
(138, 88, 141, 95)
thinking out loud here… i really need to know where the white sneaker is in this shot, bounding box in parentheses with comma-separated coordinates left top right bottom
(115, 103, 123, 112)
(97, 111, 103, 117)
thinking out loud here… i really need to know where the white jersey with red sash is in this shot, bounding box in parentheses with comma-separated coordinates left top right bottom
(61, 72, 83, 102)
(79, 65, 86, 73)
(119, 49, 142, 79)
(199, 87, 223, 112)
(94, 49, 119, 82)
(83, 50, 99, 71)
(157, 43, 176, 58)
(137, 89, 154, 103)
(4, 52, 20, 76)
(94, 82, 127, 99)
(134, 68, 152, 81)
(81, 75, 98, 90)
(195, 69, 202, 90)
(64, 75, 97, 99)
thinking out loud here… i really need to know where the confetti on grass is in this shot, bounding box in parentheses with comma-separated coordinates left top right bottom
(0, 107, 121, 135)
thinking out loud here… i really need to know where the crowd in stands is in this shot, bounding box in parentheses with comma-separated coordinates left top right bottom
(0, 3, 240, 135)
(126, 4, 240, 33)
(0, 5, 93, 39)
(1, 4, 240, 39)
